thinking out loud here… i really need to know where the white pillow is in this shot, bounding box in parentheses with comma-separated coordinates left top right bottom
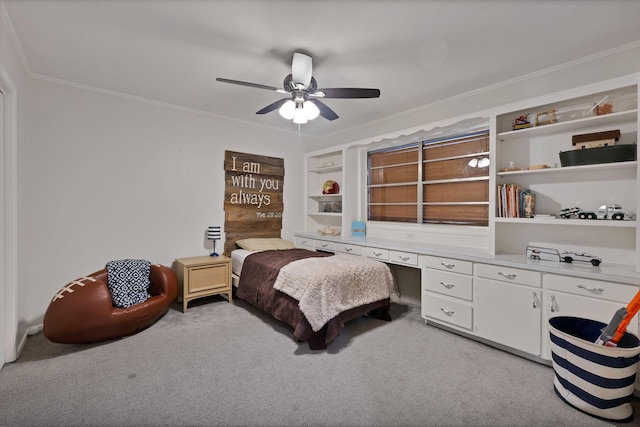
(235, 238, 295, 251)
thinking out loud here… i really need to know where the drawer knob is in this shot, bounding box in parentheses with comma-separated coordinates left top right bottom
(345, 247, 352, 252)
(577, 284, 604, 294)
(440, 282, 454, 289)
(440, 308, 455, 317)
(441, 262, 455, 269)
(498, 272, 516, 280)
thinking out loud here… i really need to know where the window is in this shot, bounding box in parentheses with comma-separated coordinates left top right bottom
(367, 130, 489, 226)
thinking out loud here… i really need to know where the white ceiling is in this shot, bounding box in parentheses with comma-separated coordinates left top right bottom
(3, 0, 640, 139)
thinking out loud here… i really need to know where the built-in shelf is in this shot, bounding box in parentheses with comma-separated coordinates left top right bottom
(309, 165, 342, 173)
(497, 109, 637, 141)
(494, 217, 637, 227)
(309, 194, 342, 200)
(497, 161, 637, 177)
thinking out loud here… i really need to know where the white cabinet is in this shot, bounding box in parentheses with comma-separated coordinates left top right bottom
(542, 274, 639, 360)
(475, 264, 542, 355)
(421, 255, 474, 332)
(494, 76, 639, 268)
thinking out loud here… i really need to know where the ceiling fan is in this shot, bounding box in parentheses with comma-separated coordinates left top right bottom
(216, 52, 380, 124)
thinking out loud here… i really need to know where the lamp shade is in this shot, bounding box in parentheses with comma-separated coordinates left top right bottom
(207, 226, 221, 240)
(278, 100, 295, 120)
(303, 101, 320, 120)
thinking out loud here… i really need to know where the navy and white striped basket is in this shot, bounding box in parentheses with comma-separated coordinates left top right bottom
(549, 316, 640, 423)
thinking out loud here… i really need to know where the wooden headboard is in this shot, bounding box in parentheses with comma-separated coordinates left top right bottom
(223, 150, 285, 256)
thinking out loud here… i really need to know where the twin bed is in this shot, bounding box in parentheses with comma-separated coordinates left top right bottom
(230, 241, 394, 349)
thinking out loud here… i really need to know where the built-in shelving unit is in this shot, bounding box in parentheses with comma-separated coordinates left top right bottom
(305, 149, 344, 233)
(302, 73, 640, 270)
(493, 77, 639, 267)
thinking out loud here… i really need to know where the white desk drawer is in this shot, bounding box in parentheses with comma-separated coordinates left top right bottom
(365, 247, 389, 261)
(423, 269, 473, 301)
(295, 237, 316, 249)
(315, 240, 335, 252)
(422, 292, 473, 330)
(420, 255, 473, 275)
(389, 250, 418, 266)
(335, 243, 362, 256)
(546, 274, 638, 303)
(475, 263, 541, 288)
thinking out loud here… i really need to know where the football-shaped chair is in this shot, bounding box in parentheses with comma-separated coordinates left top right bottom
(43, 264, 178, 344)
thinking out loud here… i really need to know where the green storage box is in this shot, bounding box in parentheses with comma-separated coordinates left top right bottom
(559, 144, 637, 167)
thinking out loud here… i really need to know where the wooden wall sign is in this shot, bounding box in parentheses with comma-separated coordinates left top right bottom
(223, 150, 284, 255)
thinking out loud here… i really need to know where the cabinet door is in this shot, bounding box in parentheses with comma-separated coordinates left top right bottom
(475, 278, 542, 355)
(543, 291, 640, 360)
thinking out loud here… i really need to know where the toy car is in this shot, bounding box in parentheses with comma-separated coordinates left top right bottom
(526, 246, 561, 262)
(561, 251, 602, 266)
(559, 207, 581, 219)
(578, 204, 635, 220)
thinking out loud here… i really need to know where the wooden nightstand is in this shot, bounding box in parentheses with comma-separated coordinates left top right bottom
(174, 255, 232, 312)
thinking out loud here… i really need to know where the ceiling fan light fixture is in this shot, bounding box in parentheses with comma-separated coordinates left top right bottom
(293, 104, 308, 124)
(279, 100, 296, 120)
(303, 100, 320, 120)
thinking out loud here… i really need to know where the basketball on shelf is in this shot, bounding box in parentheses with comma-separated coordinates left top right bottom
(322, 180, 340, 194)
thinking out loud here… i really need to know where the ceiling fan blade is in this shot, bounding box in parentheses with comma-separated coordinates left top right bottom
(291, 52, 312, 89)
(313, 88, 381, 99)
(307, 99, 339, 121)
(256, 98, 290, 115)
(216, 77, 286, 93)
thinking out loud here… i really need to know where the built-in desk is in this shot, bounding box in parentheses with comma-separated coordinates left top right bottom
(293, 231, 640, 390)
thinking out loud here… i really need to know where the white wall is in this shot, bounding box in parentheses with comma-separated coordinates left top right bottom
(22, 78, 305, 325)
(1, 7, 30, 364)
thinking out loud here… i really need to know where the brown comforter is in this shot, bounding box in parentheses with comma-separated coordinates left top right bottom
(236, 249, 391, 349)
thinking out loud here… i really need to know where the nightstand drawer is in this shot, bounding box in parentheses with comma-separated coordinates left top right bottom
(364, 247, 389, 261)
(174, 255, 233, 312)
(420, 255, 473, 275)
(188, 264, 229, 293)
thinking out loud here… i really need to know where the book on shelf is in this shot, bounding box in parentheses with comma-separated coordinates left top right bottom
(496, 184, 535, 218)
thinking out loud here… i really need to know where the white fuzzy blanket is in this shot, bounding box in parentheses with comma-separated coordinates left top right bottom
(273, 254, 394, 332)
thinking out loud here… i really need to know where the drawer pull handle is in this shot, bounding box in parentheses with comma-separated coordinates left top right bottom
(550, 295, 558, 313)
(374, 252, 383, 257)
(532, 292, 539, 309)
(345, 248, 352, 252)
(577, 284, 604, 294)
(441, 262, 455, 269)
(302, 240, 308, 244)
(400, 256, 410, 262)
(440, 282, 454, 289)
(440, 308, 455, 316)
(322, 243, 328, 248)
(498, 272, 516, 280)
